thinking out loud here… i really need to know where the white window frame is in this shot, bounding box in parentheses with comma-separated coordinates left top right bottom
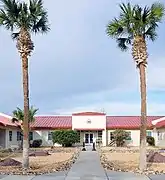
(9, 131, 12, 141)
(48, 131, 53, 140)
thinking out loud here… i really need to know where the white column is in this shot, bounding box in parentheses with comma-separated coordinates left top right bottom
(153, 128, 158, 146)
(102, 130, 106, 146)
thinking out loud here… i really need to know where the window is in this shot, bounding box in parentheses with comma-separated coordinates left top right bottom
(9, 131, 12, 141)
(147, 131, 152, 137)
(48, 132, 53, 140)
(97, 131, 102, 143)
(17, 131, 22, 141)
(158, 131, 162, 140)
(110, 132, 114, 140)
(98, 131, 102, 139)
(76, 131, 80, 143)
(29, 132, 33, 141)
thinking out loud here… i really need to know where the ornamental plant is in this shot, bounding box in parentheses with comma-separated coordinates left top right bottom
(52, 130, 79, 147)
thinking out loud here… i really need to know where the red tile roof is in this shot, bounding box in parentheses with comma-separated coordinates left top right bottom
(72, 112, 106, 116)
(155, 120, 165, 128)
(29, 115, 164, 130)
(106, 116, 163, 129)
(30, 116, 72, 129)
(0, 114, 18, 127)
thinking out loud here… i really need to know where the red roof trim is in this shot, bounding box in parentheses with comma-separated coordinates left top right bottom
(0, 115, 19, 128)
(72, 112, 106, 116)
(106, 126, 153, 130)
(74, 128, 104, 131)
(31, 127, 71, 130)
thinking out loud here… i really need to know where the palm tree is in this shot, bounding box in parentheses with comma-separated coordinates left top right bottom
(0, 0, 50, 169)
(12, 106, 38, 149)
(106, 2, 164, 171)
(12, 106, 38, 130)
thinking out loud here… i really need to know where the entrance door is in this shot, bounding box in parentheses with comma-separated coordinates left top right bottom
(85, 133, 94, 144)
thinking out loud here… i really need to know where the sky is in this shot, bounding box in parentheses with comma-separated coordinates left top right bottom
(0, 0, 165, 116)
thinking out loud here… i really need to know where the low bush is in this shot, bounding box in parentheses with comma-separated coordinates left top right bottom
(52, 130, 79, 147)
(147, 136, 155, 146)
(113, 129, 130, 147)
(31, 139, 42, 148)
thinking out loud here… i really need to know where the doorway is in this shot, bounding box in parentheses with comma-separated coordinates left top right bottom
(0, 129, 6, 148)
(84, 133, 94, 144)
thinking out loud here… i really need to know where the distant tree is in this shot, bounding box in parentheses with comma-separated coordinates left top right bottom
(12, 106, 38, 148)
(52, 130, 79, 147)
(12, 106, 38, 130)
(113, 129, 130, 147)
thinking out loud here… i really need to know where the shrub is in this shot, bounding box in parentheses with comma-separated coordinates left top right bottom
(52, 130, 79, 147)
(113, 129, 130, 147)
(147, 136, 155, 146)
(32, 139, 42, 148)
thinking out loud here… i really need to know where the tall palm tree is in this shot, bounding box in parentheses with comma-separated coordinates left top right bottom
(106, 2, 164, 171)
(0, 0, 50, 169)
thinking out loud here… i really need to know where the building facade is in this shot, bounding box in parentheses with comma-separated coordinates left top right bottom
(1, 111, 165, 148)
(0, 113, 21, 149)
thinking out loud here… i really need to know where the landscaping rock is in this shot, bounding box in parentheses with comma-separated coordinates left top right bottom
(0, 148, 80, 175)
(29, 151, 50, 156)
(0, 158, 21, 166)
(147, 152, 165, 163)
(49, 147, 76, 153)
(99, 149, 165, 175)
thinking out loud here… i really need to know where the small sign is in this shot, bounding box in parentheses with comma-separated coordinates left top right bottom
(87, 119, 91, 124)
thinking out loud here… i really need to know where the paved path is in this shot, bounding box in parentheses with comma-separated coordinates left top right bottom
(0, 150, 165, 179)
(148, 174, 165, 180)
(65, 151, 107, 179)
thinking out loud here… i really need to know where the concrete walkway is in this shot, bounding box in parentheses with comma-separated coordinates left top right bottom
(0, 150, 165, 179)
(65, 151, 107, 179)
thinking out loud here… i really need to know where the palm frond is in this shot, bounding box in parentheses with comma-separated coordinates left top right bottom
(142, 6, 150, 23)
(11, 32, 19, 40)
(0, 0, 21, 29)
(0, 9, 14, 30)
(32, 12, 50, 33)
(29, 0, 44, 17)
(116, 37, 132, 51)
(12, 107, 24, 121)
(29, 0, 50, 33)
(106, 18, 124, 38)
(29, 106, 38, 122)
(119, 2, 134, 33)
(151, 2, 165, 22)
(144, 25, 157, 41)
(119, 2, 132, 18)
(12, 106, 38, 122)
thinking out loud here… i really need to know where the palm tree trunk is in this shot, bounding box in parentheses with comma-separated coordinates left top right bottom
(132, 35, 148, 171)
(139, 63, 147, 171)
(22, 55, 30, 169)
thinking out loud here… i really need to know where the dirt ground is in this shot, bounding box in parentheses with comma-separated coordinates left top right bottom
(0, 147, 79, 174)
(102, 151, 165, 172)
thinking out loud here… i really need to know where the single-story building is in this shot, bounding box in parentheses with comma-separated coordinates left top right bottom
(1, 111, 165, 148)
(0, 113, 21, 149)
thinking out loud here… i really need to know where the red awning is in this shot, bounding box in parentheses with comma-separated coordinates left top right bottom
(74, 128, 104, 131)
(155, 120, 165, 128)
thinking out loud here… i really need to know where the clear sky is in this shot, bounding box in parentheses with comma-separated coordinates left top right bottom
(0, 0, 165, 115)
